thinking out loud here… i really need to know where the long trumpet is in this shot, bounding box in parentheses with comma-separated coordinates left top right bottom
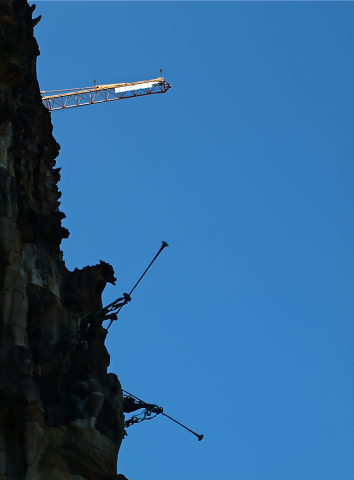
(162, 412, 204, 442)
(107, 241, 169, 329)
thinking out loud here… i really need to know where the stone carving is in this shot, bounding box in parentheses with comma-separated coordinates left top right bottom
(0, 1, 126, 478)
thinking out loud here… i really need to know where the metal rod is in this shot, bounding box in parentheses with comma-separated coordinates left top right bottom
(122, 389, 143, 402)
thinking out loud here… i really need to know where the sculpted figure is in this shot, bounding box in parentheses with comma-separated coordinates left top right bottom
(67, 313, 112, 429)
(61, 260, 117, 314)
(0, 346, 45, 468)
(0, 290, 28, 349)
(62, 294, 130, 429)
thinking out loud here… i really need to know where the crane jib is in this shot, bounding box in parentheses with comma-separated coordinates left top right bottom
(40, 77, 171, 111)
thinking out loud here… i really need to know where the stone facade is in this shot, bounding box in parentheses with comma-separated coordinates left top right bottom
(0, 1, 126, 478)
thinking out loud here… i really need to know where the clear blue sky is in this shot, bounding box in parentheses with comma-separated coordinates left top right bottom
(35, 3, 353, 479)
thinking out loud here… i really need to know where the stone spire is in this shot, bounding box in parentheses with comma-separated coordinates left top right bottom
(0, 1, 126, 478)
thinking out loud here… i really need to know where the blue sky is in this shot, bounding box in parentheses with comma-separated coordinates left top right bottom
(34, 3, 353, 479)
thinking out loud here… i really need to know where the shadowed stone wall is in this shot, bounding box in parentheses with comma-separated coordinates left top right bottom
(0, 1, 126, 479)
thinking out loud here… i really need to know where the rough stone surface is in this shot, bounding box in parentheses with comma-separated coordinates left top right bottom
(0, 1, 126, 479)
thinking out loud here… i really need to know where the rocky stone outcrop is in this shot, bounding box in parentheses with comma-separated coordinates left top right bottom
(0, 1, 126, 479)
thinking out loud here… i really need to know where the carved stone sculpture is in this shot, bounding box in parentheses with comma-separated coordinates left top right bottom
(0, 1, 126, 478)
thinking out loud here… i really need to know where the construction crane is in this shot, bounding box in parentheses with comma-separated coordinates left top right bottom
(41, 77, 171, 111)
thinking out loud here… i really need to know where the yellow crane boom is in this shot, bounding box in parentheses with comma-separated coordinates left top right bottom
(41, 77, 171, 111)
